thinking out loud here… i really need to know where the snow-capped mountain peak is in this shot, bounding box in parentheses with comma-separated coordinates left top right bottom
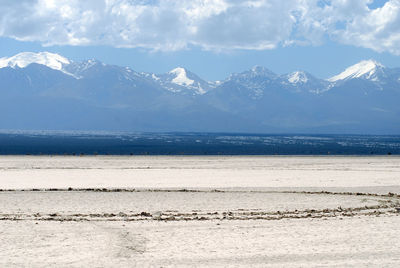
(0, 52, 70, 71)
(288, 71, 308, 84)
(157, 67, 214, 95)
(169, 67, 194, 86)
(249, 65, 276, 77)
(328, 60, 385, 82)
(228, 66, 277, 82)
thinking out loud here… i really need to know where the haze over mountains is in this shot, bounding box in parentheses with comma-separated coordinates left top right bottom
(0, 52, 399, 134)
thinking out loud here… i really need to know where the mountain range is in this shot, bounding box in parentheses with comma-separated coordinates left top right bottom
(0, 52, 399, 134)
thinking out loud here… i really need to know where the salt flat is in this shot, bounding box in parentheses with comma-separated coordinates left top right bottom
(0, 155, 399, 192)
(1, 156, 400, 267)
(2, 216, 400, 267)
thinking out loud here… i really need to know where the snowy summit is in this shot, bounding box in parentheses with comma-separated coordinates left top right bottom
(0, 52, 70, 71)
(328, 60, 384, 82)
(169, 67, 194, 86)
(288, 71, 308, 84)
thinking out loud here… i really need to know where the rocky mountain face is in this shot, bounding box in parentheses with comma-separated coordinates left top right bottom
(0, 52, 399, 134)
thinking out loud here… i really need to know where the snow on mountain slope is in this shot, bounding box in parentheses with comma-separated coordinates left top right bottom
(237, 66, 277, 80)
(157, 67, 215, 95)
(64, 59, 110, 79)
(0, 52, 70, 71)
(328, 60, 385, 82)
(1, 51, 397, 99)
(68, 59, 100, 72)
(220, 66, 278, 99)
(278, 71, 331, 94)
(226, 66, 276, 84)
(169, 67, 194, 86)
(287, 71, 309, 84)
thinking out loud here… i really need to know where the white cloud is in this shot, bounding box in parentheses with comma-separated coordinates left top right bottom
(0, 0, 399, 54)
(334, 0, 400, 55)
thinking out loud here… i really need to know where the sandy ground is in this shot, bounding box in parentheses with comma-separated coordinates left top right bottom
(0, 155, 399, 193)
(1, 217, 400, 267)
(1, 156, 400, 267)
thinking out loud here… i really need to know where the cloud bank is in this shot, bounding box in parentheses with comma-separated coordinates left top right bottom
(1, 0, 400, 54)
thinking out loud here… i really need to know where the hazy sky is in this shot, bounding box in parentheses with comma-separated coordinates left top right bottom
(0, 0, 399, 80)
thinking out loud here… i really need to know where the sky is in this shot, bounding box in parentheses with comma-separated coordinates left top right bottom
(0, 0, 400, 81)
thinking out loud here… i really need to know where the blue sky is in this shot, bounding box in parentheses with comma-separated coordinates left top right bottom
(0, 0, 399, 81)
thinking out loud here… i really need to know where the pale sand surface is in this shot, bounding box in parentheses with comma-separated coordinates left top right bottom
(0, 191, 386, 215)
(0, 155, 399, 192)
(1, 156, 400, 267)
(1, 217, 400, 267)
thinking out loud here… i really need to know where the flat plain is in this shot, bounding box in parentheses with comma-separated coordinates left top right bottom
(1, 156, 400, 267)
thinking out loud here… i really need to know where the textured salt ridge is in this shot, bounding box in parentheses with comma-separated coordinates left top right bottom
(0, 188, 399, 196)
(1, 190, 398, 222)
(1, 204, 398, 222)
